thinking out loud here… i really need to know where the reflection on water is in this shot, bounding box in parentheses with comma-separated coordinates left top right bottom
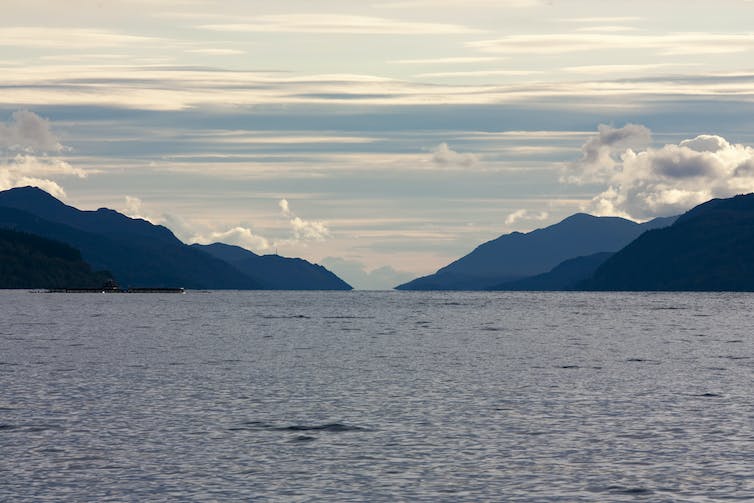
(1, 291, 753, 501)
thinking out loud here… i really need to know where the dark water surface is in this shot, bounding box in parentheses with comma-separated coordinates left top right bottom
(1, 291, 753, 501)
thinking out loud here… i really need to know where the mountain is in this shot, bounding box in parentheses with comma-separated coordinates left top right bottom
(0, 187, 261, 289)
(491, 252, 613, 291)
(396, 213, 676, 290)
(582, 193, 754, 291)
(0, 228, 111, 289)
(191, 243, 352, 290)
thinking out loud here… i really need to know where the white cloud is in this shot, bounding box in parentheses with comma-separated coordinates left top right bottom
(122, 195, 145, 219)
(278, 199, 291, 216)
(5, 154, 86, 179)
(0, 172, 66, 199)
(431, 142, 478, 167)
(504, 209, 549, 226)
(279, 198, 330, 241)
(567, 125, 754, 219)
(193, 226, 271, 252)
(126, 198, 273, 252)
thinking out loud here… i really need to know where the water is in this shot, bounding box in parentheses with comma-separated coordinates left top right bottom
(1, 291, 753, 501)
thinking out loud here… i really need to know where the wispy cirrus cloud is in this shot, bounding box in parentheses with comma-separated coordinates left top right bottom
(561, 63, 698, 74)
(575, 25, 641, 33)
(468, 32, 754, 55)
(199, 14, 480, 35)
(5, 63, 754, 112)
(377, 0, 541, 7)
(0, 27, 161, 49)
(390, 56, 501, 65)
(185, 48, 246, 55)
(414, 69, 542, 79)
(560, 17, 643, 23)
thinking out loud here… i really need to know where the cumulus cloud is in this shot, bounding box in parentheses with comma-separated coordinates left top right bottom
(128, 198, 273, 252)
(566, 125, 754, 219)
(319, 257, 415, 290)
(193, 226, 272, 252)
(431, 142, 478, 168)
(0, 110, 63, 153)
(279, 198, 330, 241)
(504, 209, 549, 226)
(0, 172, 66, 198)
(0, 111, 84, 197)
(122, 195, 147, 220)
(563, 123, 651, 184)
(129, 197, 328, 254)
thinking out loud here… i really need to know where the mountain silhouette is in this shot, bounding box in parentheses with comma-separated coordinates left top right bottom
(0, 186, 353, 290)
(396, 213, 676, 290)
(582, 193, 754, 291)
(491, 252, 613, 291)
(0, 228, 111, 289)
(191, 243, 352, 290)
(0, 187, 261, 289)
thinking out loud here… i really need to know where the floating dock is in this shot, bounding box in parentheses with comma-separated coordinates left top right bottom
(47, 287, 185, 294)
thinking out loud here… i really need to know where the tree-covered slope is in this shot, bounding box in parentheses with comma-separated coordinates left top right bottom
(583, 194, 754, 291)
(0, 229, 111, 289)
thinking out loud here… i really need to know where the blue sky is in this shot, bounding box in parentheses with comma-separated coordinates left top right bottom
(3, 0, 754, 288)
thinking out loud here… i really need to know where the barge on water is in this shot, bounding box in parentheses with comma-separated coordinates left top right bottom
(47, 280, 184, 294)
(47, 287, 185, 294)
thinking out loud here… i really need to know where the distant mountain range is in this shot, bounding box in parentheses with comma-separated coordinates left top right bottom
(192, 243, 351, 290)
(0, 186, 351, 290)
(0, 228, 110, 289)
(396, 213, 676, 290)
(7, 185, 754, 292)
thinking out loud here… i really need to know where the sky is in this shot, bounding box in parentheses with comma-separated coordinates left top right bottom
(3, 0, 754, 288)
